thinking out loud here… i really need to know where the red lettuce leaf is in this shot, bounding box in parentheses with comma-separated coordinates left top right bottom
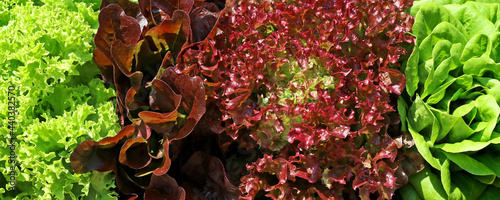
(150, 0, 194, 19)
(144, 174, 186, 200)
(138, 78, 181, 133)
(93, 48, 114, 84)
(159, 67, 206, 141)
(189, 3, 220, 42)
(71, 125, 137, 173)
(74, 0, 236, 199)
(119, 137, 152, 169)
(181, 151, 240, 198)
(145, 10, 191, 59)
(151, 134, 172, 176)
(94, 4, 141, 65)
(111, 40, 136, 76)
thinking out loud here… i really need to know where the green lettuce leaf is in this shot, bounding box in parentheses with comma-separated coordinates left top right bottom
(0, 0, 119, 199)
(402, 1, 500, 199)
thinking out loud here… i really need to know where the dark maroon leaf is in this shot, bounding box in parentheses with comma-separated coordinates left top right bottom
(190, 5, 219, 42)
(151, 134, 171, 176)
(93, 49, 114, 84)
(114, 165, 146, 197)
(379, 68, 406, 95)
(181, 151, 240, 198)
(124, 73, 148, 111)
(159, 50, 174, 69)
(138, 78, 181, 133)
(151, 0, 194, 18)
(101, 0, 149, 36)
(138, 110, 178, 133)
(160, 68, 206, 141)
(116, 71, 143, 116)
(135, 39, 163, 74)
(71, 125, 136, 173)
(145, 10, 191, 59)
(144, 173, 185, 199)
(119, 137, 152, 169)
(144, 174, 185, 199)
(149, 78, 181, 112)
(111, 40, 136, 76)
(133, 119, 153, 139)
(101, 0, 139, 16)
(94, 4, 141, 64)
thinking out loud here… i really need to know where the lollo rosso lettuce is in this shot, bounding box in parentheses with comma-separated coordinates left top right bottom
(400, 1, 500, 199)
(0, 0, 120, 199)
(176, 0, 423, 199)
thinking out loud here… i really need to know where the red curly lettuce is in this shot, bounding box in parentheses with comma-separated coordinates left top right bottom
(176, 0, 423, 199)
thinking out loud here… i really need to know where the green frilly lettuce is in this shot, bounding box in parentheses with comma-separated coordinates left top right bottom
(0, 0, 119, 199)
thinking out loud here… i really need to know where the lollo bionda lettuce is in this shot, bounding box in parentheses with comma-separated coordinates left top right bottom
(0, 0, 120, 199)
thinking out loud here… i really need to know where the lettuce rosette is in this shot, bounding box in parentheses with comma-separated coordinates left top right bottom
(400, 1, 500, 199)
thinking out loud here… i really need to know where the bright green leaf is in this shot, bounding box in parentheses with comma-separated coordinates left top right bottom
(435, 140, 490, 153)
(409, 167, 448, 200)
(443, 152, 495, 176)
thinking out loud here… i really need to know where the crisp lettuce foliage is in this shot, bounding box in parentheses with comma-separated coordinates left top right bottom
(0, 0, 119, 199)
(177, 0, 423, 199)
(401, 1, 500, 199)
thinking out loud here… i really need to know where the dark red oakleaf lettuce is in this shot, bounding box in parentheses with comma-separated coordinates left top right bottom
(119, 137, 152, 169)
(144, 174, 186, 199)
(94, 4, 141, 66)
(145, 10, 192, 59)
(161, 68, 207, 140)
(71, 125, 137, 173)
(92, 0, 225, 127)
(72, 0, 241, 199)
(181, 151, 240, 199)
